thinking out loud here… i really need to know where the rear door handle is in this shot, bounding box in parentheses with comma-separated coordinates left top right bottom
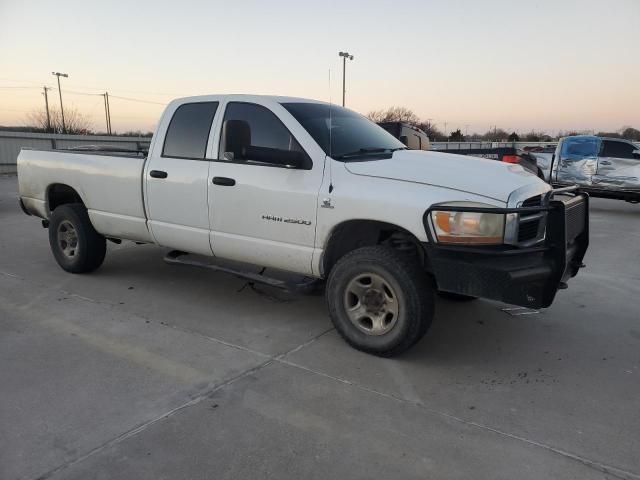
(149, 170, 168, 179)
(212, 177, 236, 186)
(599, 160, 612, 165)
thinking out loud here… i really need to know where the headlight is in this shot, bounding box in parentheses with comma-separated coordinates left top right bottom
(429, 202, 505, 245)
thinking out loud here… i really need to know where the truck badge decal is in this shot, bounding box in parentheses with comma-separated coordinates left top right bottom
(261, 215, 311, 226)
(321, 198, 334, 209)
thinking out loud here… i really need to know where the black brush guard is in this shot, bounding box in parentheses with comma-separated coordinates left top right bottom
(422, 187, 589, 309)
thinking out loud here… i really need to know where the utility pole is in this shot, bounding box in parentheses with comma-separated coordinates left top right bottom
(102, 94, 109, 134)
(443, 121, 448, 138)
(464, 124, 470, 137)
(51, 72, 68, 133)
(338, 51, 354, 107)
(102, 92, 112, 135)
(106, 91, 112, 134)
(425, 118, 434, 138)
(42, 86, 51, 132)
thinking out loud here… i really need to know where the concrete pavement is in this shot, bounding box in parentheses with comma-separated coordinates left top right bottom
(1, 175, 639, 479)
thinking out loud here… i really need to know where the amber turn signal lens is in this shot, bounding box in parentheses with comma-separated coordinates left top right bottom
(435, 211, 451, 233)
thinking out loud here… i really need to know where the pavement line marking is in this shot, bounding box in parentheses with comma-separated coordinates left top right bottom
(275, 358, 640, 480)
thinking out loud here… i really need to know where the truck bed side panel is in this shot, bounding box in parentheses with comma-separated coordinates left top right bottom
(17, 149, 152, 242)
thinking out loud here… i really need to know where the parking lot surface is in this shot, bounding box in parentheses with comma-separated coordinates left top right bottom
(1, 174, 639, 480)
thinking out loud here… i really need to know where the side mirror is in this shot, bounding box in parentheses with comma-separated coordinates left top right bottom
(633, 150, 640, 159)
(399, 135, 409, 147)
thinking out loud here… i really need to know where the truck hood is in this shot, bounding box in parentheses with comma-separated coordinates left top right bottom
(343, 149, 544, 203)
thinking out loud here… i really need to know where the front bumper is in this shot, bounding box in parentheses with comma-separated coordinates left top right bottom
(423, 190, 589, 309)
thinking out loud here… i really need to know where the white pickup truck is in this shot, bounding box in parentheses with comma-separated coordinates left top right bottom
(17, 95, 589, 356)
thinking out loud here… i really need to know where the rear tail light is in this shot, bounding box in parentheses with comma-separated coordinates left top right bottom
(502, 154, 520, 164)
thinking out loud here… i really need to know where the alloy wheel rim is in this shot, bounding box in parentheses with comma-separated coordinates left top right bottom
(344, 272, 400, 336)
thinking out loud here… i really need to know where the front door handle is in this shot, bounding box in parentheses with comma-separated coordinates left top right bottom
(212, 177, 236, 186)
(149, 170, 168, 179)
(599, 160, 612, 165)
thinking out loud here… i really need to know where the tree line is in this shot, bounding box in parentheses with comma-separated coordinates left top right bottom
(367, 106, 640, 142)
(3, 104, 638, 142)
(0, 107, 153, 137)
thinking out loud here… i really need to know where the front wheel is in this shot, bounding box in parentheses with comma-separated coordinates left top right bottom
(48, 203, 106, 273)
(326, 246, 435, 357)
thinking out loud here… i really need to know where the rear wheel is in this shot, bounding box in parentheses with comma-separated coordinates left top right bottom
(326, 246, 434, 357)
(48, 203, 106, 273)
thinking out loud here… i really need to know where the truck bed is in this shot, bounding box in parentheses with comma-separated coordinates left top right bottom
(17, 149, 152, 243)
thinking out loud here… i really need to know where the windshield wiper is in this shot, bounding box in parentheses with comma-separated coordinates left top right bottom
(334, 147, 404, 160)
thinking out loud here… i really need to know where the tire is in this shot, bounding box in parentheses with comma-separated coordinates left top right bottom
(48, 203, 106, 273)
(326, 246, 435, 357)
(438, 291, 478, 302)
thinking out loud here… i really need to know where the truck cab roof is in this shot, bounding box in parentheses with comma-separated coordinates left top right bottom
(169, 94, 327, 107)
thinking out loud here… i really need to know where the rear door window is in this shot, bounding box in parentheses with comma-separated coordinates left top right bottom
(162, 102, 218, 159)
(601, 140, 636, 159)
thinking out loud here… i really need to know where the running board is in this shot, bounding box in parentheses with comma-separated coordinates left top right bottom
(163, 250, 320, 293)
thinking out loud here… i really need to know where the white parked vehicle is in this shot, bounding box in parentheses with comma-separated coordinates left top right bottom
(17, 95, 589, 356)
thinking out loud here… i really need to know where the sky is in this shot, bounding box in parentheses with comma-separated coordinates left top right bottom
(1, 0, 638, 135)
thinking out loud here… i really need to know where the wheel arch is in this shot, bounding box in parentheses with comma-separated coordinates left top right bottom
(321, 219, 428, 278)
(46, 183, 85, 215)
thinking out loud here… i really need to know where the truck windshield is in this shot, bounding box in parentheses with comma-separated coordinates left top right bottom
(281, 102, 405, 160)
(560, 136, 600, 160)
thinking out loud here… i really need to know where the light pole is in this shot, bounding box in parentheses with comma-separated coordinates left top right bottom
(51, 72, 68, 133)
(338, 51, 354, 107)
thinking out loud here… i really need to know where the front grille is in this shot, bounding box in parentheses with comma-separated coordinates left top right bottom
(522, 195, 542, 207)
(517, 195, 544, 243)
(518, 220, 541, 242)
(566, 198, 586, 241)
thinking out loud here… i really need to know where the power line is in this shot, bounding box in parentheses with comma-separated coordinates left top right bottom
(108, 95, 167, 105)
(61, 89, 103, 96)
(0, 86, 44, 89)
(40, 82, 185, 97)
(0, 77, 49, 86)
(1, 85, 167, 105)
